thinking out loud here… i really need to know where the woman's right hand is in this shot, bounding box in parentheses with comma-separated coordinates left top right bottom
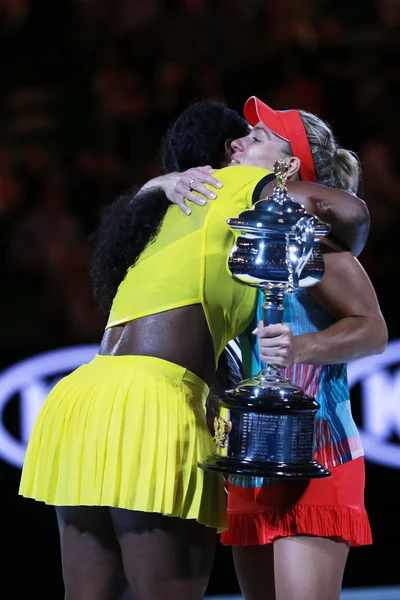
(140, 166, 223, 214)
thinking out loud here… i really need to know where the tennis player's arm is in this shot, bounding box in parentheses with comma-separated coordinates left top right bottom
(256, 237, 387, 367)
(259, 179, 370, 257)
(295, 238, 387, 363)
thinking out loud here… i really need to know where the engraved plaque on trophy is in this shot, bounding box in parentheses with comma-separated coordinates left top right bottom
(199, 160, 331, 479)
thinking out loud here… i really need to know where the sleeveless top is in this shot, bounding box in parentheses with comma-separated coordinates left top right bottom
(107, 166, 274, 366)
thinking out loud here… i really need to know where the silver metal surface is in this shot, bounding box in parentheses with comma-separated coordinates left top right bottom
(227, 174, 330, 291)
(199, 160, 332, 478)
(227, 410, 316, 463)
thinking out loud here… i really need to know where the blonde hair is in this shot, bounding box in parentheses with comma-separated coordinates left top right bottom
(291, 110, 361, 194)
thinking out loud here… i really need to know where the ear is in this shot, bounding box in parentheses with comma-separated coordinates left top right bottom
(287, 156, 301, 180)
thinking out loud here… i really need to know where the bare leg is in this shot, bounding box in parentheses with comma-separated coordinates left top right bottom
(274, 536, 349, 600)
(233, 544, 276, 600)
(233, 535, 350, 600)
(110, 509, 217, 600)
(56, 506, 127, 600)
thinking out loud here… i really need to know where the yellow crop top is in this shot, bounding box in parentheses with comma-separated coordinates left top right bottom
(107, 165, 274, 364)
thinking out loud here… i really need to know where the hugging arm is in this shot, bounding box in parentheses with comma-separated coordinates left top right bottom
(260, 179, 370, 257)
(144, 172, 370, 257)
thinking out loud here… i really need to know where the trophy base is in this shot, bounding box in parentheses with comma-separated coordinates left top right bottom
(199, 454, 330, 479)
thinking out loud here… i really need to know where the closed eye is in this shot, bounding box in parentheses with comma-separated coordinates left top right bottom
(251, 136, 262, 143)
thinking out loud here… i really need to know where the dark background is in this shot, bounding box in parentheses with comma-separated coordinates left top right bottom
(1, 0, 400, 596)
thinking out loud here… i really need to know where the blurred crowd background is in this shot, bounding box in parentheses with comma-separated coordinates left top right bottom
(0, 0, 399, 360)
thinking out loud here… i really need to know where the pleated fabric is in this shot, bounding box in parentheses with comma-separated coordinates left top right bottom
(221, 457, 372, 546)
(19, 354, 227, 531)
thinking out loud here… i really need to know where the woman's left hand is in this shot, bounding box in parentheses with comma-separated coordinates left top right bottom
(140, 166, 223, 215)
(253, 322, 297, 368)
(164, 166, 223, 214)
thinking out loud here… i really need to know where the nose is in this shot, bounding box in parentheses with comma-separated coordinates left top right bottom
(230, 137, 245, 152)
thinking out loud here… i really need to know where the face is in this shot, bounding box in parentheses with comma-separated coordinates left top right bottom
(228, 121, 290, 172)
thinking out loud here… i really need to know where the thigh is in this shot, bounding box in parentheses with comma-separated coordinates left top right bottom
(274, 535, 350, 600)
(232, 544, 276, 600)
(110, 508, 217, 600)
(56, 506, 126, 600)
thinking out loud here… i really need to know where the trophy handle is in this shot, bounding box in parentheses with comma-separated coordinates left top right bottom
(286, 216, 316, 291)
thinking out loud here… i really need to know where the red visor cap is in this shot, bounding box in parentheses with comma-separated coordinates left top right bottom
(243, 96, 316, 182)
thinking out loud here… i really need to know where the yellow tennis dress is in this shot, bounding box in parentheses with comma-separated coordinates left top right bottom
(19, 166, 274, 531)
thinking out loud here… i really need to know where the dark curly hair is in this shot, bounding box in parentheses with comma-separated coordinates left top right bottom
(90, 100, 249, 313)
(160, 101, 249, 173)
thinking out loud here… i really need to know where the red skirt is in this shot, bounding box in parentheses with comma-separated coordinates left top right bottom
(220, 457, 372, 547)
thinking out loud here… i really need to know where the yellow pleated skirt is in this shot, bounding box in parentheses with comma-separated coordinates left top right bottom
(19, 354, 227, 531)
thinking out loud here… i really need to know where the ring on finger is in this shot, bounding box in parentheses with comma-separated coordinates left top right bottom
(188, 178, 195, 190)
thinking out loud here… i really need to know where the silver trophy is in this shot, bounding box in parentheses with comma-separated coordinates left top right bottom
(199, 160, 331, 479)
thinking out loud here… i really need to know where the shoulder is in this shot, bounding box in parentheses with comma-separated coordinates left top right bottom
(214, 165, 274, 187)
(210, 166, 274, 214)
